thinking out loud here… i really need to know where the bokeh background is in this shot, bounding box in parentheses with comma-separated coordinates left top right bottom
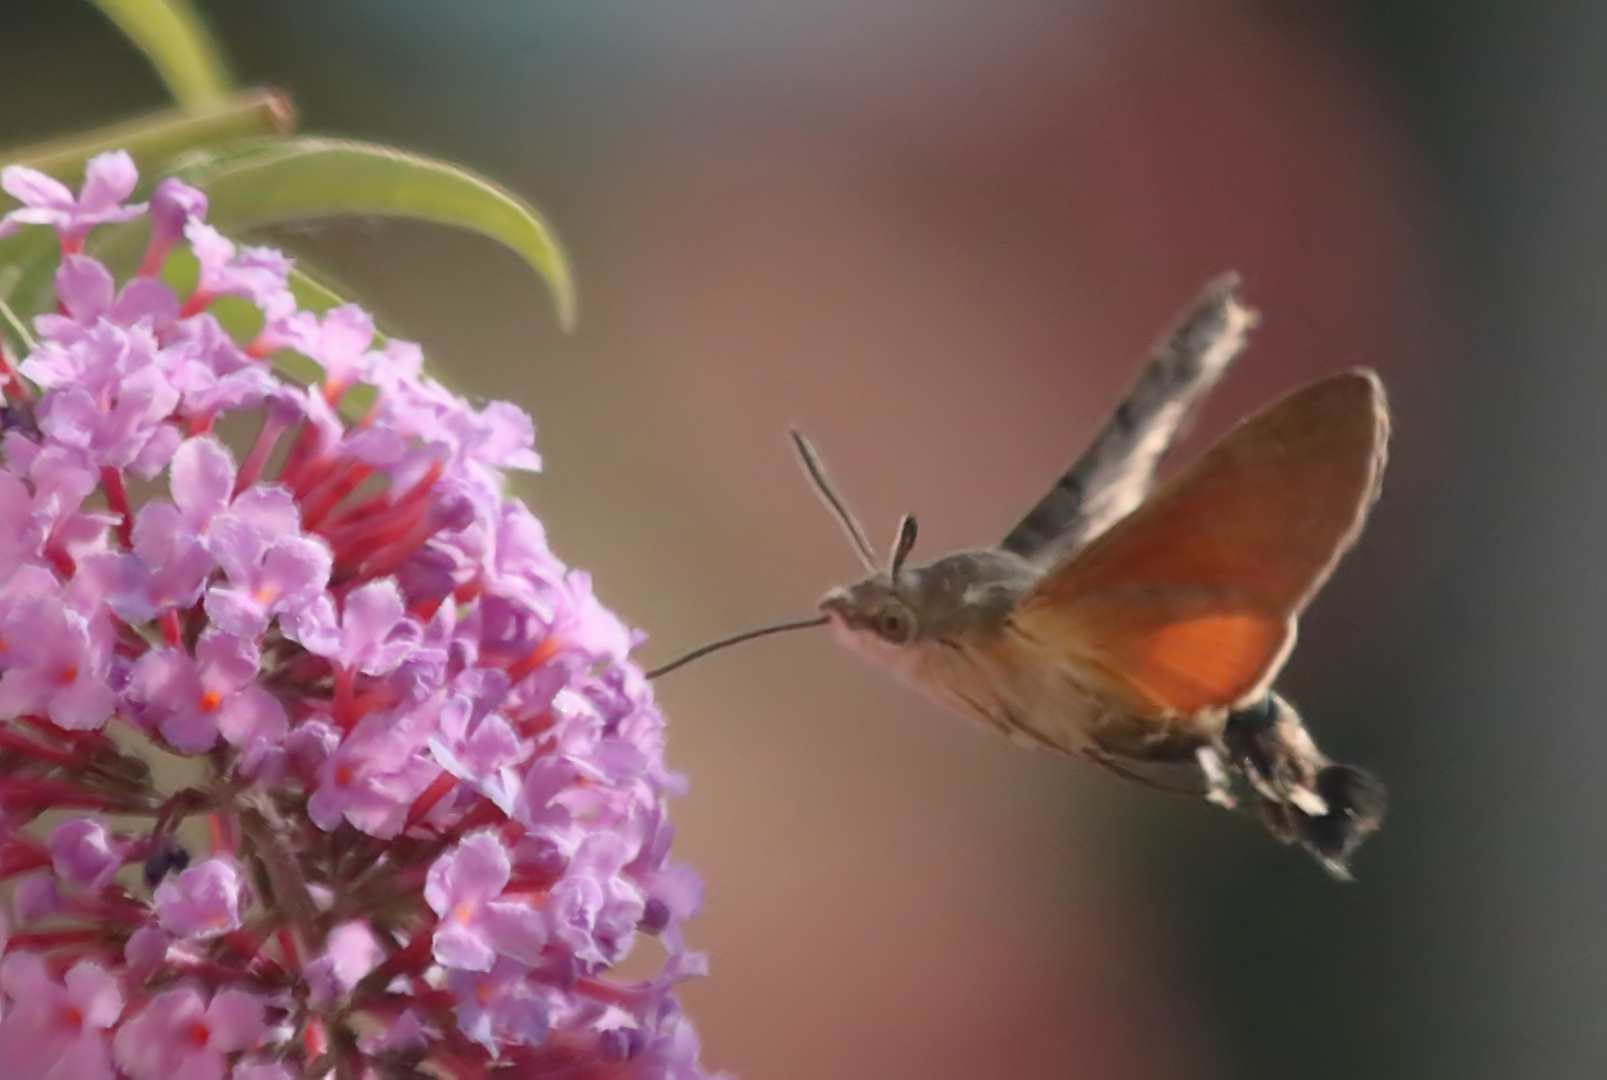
(3, 1, 1603, 1077)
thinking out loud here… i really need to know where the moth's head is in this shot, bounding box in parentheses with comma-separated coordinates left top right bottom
(819, 548, 1038, 648)
(787, 429, 933, 648)
(818, 501, 926, 649)
(819, 573, 921, 646)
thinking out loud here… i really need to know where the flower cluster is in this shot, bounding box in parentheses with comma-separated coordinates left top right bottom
(0, 152, 716, 1080)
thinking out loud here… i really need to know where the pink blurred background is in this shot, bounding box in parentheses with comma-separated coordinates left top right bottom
(8, 0, 1603, 1077)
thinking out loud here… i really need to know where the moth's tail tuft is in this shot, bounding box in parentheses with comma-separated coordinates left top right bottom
(1222, 695, 1386, 879)
(1291, 763, 1387, 880)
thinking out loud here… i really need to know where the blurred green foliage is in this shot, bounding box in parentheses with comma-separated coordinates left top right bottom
(0, 0, 572, 367)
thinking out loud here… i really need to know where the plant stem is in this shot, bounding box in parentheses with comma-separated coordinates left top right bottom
(0, 89, 295, 181)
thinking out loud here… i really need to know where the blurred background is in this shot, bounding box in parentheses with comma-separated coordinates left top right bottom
(2, 0, 1602, 1077)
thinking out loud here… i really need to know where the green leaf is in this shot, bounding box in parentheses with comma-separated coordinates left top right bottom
(285, 263, 356, 319)
(0, 229, 64, 321)
(86, 0, 233, 109)
(187, 139, 576, 330)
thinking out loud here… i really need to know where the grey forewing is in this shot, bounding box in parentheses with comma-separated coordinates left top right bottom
(906, 548, 1042, 644)
(999, 274, 1255, 566)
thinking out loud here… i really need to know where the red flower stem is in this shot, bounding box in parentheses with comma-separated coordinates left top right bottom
(276, 422, 323, 492)
(99, 466, 134, 548)
(136, 239, 171, 278)
(0, 841, 51, 878)
(235, 415, 289, 496)
(300, 460, 375, 532)
(0, 775, 145, 812)
(0, 345, 33, 404)
(43, 536, 75, 577)
(404, 769, 458, 831)
(508, 635, 564, 683)
(0, 726, 82, 767)
(363, 928, 434, 987)
(575, 977, 636, 1007)
(275, 927, 302, 969)
(18, 714, 101, 749)
(179, 289, 215, 318)
(7, 929, 105, 950)
(333, 665, 357, 726)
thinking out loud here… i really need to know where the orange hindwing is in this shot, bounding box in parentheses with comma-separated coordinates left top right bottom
(1013, 370, 1389, 717)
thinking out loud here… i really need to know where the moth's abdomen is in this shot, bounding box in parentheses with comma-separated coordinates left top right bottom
(894, 632, 1112, 756)
(829, 618, 1215, 762)
(918, 629, 1222, 763)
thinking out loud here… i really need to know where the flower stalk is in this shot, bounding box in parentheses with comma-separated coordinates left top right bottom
(0, 90, 293, 182)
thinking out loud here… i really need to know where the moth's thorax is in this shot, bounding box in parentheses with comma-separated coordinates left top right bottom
(823, 548, 1091, 753)
(825, 608, 1113, 756)
(820, 547, 1219, 760)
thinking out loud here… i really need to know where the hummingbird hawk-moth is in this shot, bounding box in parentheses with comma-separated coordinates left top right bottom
(650, 275, 1388, 878)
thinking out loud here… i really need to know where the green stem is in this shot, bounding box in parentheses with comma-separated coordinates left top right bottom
(88, 0, 234, 110)
(0, 89, 295, 182)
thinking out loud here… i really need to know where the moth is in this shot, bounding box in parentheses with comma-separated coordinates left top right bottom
(650, 276, 1389, 878)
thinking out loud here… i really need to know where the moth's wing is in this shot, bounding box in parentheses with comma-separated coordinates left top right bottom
(1001, 275, 1257, 566)
(1012, 370, 1389, 717)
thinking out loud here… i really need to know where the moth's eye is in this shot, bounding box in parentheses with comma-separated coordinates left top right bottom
(875, 607, 916, 643)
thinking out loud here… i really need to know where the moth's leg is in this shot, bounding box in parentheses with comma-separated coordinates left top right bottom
(1082, 748, 1200, 799)
(1217, 713, 1310, 845)
(1195, 744, 1236, 809)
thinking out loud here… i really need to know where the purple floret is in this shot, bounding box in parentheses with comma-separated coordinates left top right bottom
(153, 858, 244, 940)
(0, 150, 145, 251)
(0, 154, 719, 1080)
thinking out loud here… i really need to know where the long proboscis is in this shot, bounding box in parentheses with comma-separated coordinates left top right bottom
(646, 614, 831, 680)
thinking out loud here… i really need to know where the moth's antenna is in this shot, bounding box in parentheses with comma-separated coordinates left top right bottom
(888, 514, 918, 578)
(790, 429, 878, 572)
(646, 614, 830, 680)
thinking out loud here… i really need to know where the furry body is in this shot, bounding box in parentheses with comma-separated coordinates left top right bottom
(824, 549, 1217, 763)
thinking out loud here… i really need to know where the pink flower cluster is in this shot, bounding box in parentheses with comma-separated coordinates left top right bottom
(0, 152, 717, 1080)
